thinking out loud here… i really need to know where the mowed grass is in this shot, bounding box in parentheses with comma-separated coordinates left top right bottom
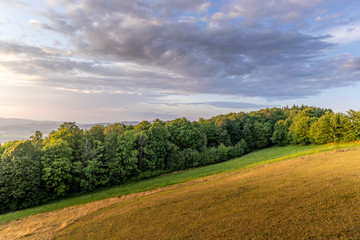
(53, 146, 360, 239)
(0, 143, 359, 239)
(0, 142, 357, 225)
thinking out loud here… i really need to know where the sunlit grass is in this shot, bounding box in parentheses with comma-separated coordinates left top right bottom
(54, 144, 360, 239)
(0, 142, 358, 224)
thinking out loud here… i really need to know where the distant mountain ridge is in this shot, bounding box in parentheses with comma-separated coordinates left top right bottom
(0, 118, 138, 143)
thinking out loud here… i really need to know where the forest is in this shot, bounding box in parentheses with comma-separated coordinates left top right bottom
(1, 105, 360, 213)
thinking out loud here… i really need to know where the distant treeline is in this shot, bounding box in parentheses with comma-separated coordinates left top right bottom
(1, 106, 359, 213)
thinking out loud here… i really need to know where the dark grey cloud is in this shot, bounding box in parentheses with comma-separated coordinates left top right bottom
(1, 0, 360, 100)
(0, 41, 192, 93)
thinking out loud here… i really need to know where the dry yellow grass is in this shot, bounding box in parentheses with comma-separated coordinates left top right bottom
(2, 148, 360, 239)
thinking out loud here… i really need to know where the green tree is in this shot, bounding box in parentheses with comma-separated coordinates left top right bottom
(224, 118, 243, 145)
(134, 120, 151, 132)
(30, 130, 44, 147)
(214, 118, 235, 146)
(46, 122, 84, 162)
(0, 140, 20, 153)
(45, 122, 85, 192)
(290, 116, 313, 144)
(82, 125, 109, 191)
(104, 123, 125, 136)
(167, 148, 201, 170)
(289, 108, 319, 145)
(108, 131, 139, 183)
(143, 119, 173, 171)
(241, 119, 254, 150)
(198, 119, 218, 148)
(41, 139, 73, 197)
(347, 110, 360, 140)
(331, 113, 355, 143)
(271, 120, 291, 146)
(0, 141, 44, 213)
(103, 124, 123, 180)
(252, 121, 272, 149)
(310, 112, 333, 144)
(215, 124, 231, 146)
(167, 118, 206, 152)
(311, 112, 356, 143)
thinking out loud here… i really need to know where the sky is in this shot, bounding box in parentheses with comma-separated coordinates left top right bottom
(0, 0, 360, 123)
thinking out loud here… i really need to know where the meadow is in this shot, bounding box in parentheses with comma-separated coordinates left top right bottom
(54, 146, 360, 239)
(0, 143, 344, 224)
(1, 142, 359, 239)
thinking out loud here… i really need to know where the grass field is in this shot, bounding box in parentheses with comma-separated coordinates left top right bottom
(0, 143, 349, 224)
(0, 142, 360, 239)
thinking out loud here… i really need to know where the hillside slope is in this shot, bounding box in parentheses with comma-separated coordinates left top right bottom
(1, 147, 360, 239)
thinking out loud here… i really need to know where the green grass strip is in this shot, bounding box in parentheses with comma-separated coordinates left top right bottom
(1, 142, 359, 224)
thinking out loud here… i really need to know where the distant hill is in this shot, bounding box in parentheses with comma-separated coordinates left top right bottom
(78, 121, 139, 130)
(0, 118, 138, 143)
(0, 118, 61, 143)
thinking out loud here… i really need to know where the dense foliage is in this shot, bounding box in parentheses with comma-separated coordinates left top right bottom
(1, 106, 359, 213)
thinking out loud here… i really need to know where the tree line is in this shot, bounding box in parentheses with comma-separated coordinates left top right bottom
(1, 106, 359, 213)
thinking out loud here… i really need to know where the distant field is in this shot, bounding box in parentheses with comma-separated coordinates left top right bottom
(1, 143, 360, 239)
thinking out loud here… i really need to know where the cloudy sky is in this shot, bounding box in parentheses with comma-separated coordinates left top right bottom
(1, 0, 360, 123)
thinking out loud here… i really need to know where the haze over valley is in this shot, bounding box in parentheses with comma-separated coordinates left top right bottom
(0, 117, 138, 143)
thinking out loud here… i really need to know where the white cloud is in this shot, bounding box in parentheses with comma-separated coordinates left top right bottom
(197, 2, 210, 13)
(28, 19, 41, 25)
(327, 22, 360, 44)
